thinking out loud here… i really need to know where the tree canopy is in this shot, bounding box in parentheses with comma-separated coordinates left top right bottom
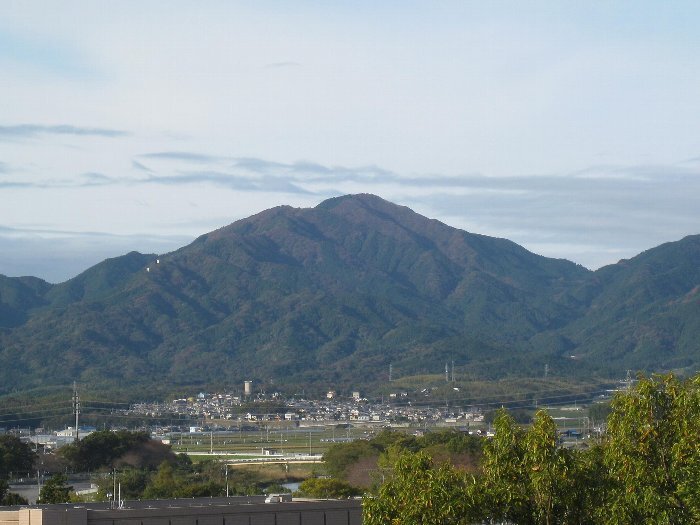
(0, 435, 35, 479)
(363, 373, 700, 525)
(38, 473, 73, 504)
(60, 430, 175, 471)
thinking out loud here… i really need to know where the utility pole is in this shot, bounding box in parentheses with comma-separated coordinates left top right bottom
(445, 363, 449, 382)
(544, 364, 549, 380)
(451, 360, 455, 382)
(72, 382, 80, 443)
(225, 464, 229, 497)
(389, 363, 393, 382)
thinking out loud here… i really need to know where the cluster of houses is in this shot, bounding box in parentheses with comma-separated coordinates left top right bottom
(125, 390, 485, 428)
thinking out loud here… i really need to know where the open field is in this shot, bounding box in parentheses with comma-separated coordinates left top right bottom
(169, 425, 375, 456)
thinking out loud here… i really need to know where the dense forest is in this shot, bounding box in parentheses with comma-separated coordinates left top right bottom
(1, 195, 700, 398)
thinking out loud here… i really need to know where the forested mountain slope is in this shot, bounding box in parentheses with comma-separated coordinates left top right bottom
(0, 195, 698, 395)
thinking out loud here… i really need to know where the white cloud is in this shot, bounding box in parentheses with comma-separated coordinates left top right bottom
(1, 3, 700, 279)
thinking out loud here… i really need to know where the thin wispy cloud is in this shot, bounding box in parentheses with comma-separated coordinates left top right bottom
(0, 124, 130, 141)
(232, 157, 288, 173)
(0, 173, 123, 189)
(147, 170, 312, 195)
(409, 165, 700, 269)
(2, 3, 698, 282)
(137, 152, 700, 199)
(2, 148, 699, 276)
(132, 160, 153, 173)
(79, 172, 114, 186)
(264, 61, 301, 69)
(0, 180, 35, 188)
(139, 151, 224, 163)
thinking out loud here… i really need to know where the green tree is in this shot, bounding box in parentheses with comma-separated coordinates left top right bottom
(480, 408, 531, 523)
(0, 479, 28, 505)
(142, 461, 180, 499)
(482, 408, 597, 525)
(588, 401, 612, 428)
(96, 468, 150, 501)
(297, 478, 361, 499)
(359, 373, 700, 525)
(38, 473, 73, 504)
(363, 449, 480, 525)
(0, 435, 36, 479)
(570, 443, 610, 525)
(524, 410, 574, 525)
(602, 373, 700, 524)
(323, 439, 380, 479)
(61, 430, 173, 472)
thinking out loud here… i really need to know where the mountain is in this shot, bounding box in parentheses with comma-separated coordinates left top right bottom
(554, 235, 700, 374)
(0, 194, 698, 396)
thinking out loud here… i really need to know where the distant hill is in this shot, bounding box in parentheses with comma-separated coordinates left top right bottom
(1, 194, 698, 396)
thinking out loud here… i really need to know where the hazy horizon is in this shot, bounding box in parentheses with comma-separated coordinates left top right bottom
(2, 2, 700, 281)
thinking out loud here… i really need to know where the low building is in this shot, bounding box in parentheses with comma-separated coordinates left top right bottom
(0, 496, 361, 525)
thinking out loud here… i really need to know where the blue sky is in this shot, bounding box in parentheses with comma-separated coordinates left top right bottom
(1, 2, 700, 282)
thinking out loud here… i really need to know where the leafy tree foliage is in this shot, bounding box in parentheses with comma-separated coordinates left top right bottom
(140, 459, 231, 499)
(0, 435, 36, 479)
(364, 449, 481, 525)
(480, 409, 531, 523)
(588, 401, 612, 427)
(38, 473, 73, 504)
(363, 373, 700, 525)
(602, 374, 700, 524)
(297, 478, 361, 499)
(0, 479, 28, 506)
(323, 440, 381, 479)
(141, 461, 181, 500)
(324, 428, 483, 484)
(524, 411, 575, 525)
(61, 430, 175, 471)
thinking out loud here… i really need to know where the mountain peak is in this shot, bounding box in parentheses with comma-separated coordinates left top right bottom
(316, 193, 414, 218)
(316, 193, 392, 210)
(1, 195, 699, 395)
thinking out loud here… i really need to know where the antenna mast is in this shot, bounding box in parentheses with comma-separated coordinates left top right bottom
(73, 381, 81, 442)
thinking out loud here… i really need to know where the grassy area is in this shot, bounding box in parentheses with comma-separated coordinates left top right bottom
(170, 425, 374, 456)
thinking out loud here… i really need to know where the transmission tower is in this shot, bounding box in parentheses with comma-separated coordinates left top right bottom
(73, 381, 81, 442)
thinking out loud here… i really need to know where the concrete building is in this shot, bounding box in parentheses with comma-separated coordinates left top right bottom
(0, 497, 361, 525)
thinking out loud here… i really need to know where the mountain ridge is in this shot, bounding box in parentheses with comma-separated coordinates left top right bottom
(1, 194, 698, 395)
